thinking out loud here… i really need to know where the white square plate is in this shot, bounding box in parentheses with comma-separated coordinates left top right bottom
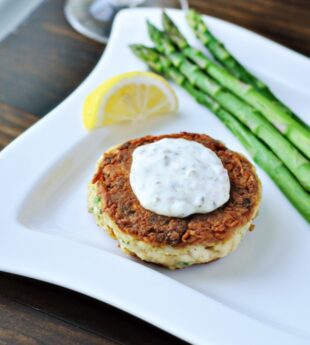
(0, 8, 309, 345)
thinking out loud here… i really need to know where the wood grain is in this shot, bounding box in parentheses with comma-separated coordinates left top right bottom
(0, 0, 103, 116)
(190, 0, 310, 56)
(0, 0, 309, 344)
(0, 103, 38, 149)
(0, 272, 187, 345)
(0, 293, 113, 345)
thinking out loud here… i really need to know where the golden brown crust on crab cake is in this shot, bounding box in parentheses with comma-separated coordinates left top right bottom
(90, 132, 261, 250)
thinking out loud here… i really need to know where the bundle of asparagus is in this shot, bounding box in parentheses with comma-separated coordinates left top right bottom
(129, 11, 310, 223)
(186, 9, 310, 126)
(169, 13, 310, 160)
(185, 10, 277, 100)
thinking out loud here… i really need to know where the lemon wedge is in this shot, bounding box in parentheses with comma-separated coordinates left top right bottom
(82, 71, 178, 130)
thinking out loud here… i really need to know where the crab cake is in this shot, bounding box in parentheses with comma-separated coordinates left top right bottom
(88, 132, 261, 269)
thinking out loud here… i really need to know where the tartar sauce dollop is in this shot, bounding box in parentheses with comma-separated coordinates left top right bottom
(129, 138, 230, 218)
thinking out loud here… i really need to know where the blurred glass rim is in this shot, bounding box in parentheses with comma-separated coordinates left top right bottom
(64, 0, 189, 44)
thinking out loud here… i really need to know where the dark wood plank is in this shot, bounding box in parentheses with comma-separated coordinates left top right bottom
(0, 0, 103, 117)
(190, 0, 310, 56)
(0, 273, 188, 345)
(0, 293, 114, 345)
(0, 103, 38, 150)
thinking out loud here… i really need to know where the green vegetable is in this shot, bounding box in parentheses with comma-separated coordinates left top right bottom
(94, 196, 102, 204)
(129, 44, 310, 223)
(185, 8, 310, 131)
(145, 21, 310, 191)
(185, 10, 275, 99)
(179, 262, 191, 267)
(163, 12, 310, 160)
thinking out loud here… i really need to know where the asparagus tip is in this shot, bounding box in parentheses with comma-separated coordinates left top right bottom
(162, 10, 170, 20)
(162, 10, 173, 28)
(146, 19, 153, 28)
(185, 9, 200, 23)
(186, 9, 195, 17)
(146, 20, 156, 34)
(128, 44, 141, 53)
(186, 9, 198, 15)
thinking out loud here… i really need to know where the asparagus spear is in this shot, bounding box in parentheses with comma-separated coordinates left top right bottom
(146, 21, 310, 191)
(185, 10, 274, 99)
(161, 12, 310, 160)
(130, 44, 310, 223)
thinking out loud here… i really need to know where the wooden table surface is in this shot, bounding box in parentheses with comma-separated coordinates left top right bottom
(0, 0, 309, 344)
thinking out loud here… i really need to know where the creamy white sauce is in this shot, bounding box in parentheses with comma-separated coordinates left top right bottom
(129, 138, 230, 218)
